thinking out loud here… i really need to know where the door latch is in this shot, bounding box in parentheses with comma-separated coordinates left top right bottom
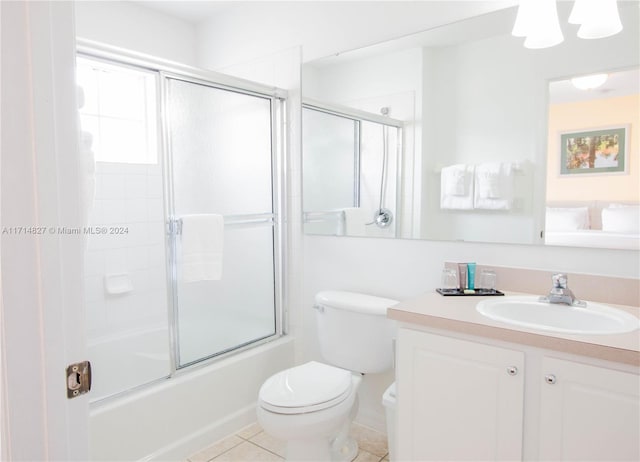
(66, 361, 91, 399)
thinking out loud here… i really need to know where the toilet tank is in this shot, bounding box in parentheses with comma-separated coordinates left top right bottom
(314, 290, 399, 374)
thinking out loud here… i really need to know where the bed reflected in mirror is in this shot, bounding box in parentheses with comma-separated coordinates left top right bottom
(545, 68, 639, 250)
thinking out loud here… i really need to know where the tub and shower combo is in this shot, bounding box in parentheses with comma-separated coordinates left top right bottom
(79, 42, 291, 460)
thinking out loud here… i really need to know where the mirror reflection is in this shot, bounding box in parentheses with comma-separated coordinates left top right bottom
(545, 68, 639, 250)
(302, 3, 639, 249)
(302, 102, 403, 238)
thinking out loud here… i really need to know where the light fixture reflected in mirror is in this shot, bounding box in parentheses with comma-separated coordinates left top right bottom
(571, 73, 609, 90)
(513, 0, 564, 49)
(512, 0, 534, 36)
(514, 0, 624, 48)
(569, 0, 623, 39)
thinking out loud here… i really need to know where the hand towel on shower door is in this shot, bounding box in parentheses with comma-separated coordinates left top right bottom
(181, 214, 224, 282)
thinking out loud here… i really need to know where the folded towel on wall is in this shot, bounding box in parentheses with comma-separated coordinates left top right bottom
(473, 162, 515, 210)
(440, 164, 474, 210)
(477, 171, 501, 199)
(181, 214, 224, 282)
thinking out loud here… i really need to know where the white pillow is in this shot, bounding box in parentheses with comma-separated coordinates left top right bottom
(601, 206, 640, 233)
(545, 207, 590, 231)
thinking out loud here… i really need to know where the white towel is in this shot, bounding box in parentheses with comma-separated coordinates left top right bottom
(440, 164, 474, 210)
(445, 168, 467, 196)
(181, 214, 224, 282)
(477, 171, 500, 199)
(473, 162, 514, 210)
(343, 207, 368, 236)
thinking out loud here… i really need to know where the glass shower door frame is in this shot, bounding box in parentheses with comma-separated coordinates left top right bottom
(160, 71, 286, 375)
(160, 72, 287, 371)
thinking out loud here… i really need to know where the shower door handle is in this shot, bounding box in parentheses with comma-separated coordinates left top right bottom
(167, 217, 183, 236)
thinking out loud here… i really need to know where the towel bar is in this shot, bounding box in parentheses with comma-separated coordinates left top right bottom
(167, 213, 275, 235)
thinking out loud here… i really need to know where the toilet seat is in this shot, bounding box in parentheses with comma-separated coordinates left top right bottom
(259, 361, 353, 415)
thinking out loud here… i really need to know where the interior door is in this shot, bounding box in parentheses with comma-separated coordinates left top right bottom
(1, 1, 89, 460)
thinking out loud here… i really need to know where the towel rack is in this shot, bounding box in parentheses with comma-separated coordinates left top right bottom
(167, 213, 275, 236)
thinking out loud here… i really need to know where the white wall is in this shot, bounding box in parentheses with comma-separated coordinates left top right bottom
(196, 1, 515, 69)
(75, 1, 197, 65)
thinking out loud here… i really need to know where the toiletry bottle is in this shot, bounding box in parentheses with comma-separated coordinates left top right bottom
(467, 262, 476, 290)
(457, 263, 467, 291)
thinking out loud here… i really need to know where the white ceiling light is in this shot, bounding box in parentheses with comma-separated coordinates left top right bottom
(512, 0, 564, 49)
(569, 0, 623, 39)
(514, 0, 624, 49)
(571, 73, 609, 90)
(512, 0, 535, 37)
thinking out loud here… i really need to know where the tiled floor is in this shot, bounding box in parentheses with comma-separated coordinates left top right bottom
(187, 422, 389, 462)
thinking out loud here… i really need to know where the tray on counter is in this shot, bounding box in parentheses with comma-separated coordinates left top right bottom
(436, 288, 504, 296)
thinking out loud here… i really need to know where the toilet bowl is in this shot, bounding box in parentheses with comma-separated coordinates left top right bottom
(257, 291, 399, 461)
(257, 361, 363, 461)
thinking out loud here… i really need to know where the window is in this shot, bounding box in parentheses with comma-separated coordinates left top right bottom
(76, 56, 158, 164)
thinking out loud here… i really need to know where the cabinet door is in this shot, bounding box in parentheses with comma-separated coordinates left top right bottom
(539, 357, 640, 461)
(396, 328, 524, 461)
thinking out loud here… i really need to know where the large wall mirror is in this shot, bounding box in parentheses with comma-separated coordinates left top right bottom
(302, 2, 639, 249)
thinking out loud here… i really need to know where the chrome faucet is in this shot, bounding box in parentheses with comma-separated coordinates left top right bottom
(539, 273, 586, 307)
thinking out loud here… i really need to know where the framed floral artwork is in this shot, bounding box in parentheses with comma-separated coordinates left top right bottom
(560, 126, 628, 175)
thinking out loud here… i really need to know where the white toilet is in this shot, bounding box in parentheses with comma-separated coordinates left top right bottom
(257, 290, 398, 461)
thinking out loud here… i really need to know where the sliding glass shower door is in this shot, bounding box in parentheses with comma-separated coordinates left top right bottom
(165, 77, 280, 367)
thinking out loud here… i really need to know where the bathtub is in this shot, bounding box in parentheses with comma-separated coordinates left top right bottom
(88, 327, 172, 402)
(89, 335, 294, 461)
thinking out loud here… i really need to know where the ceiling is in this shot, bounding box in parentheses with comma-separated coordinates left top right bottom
(130, 1, 237, 23)
(309, 4, 516, 68)
(549, 68, 640, 104)
(128, 0, 638, 104)
(131, 0, 518, 29)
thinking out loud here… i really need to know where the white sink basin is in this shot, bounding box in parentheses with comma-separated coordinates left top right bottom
(476, 296, 640, 335)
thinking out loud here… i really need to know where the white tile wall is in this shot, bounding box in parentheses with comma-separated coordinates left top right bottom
(84, 162, 168, 339)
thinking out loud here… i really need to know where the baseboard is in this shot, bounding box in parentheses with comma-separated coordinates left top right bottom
(355, 407, 388, 434)
(140, 403, 257, 461)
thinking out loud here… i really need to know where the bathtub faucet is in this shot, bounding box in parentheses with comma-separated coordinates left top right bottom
(539, 273, 586, 307)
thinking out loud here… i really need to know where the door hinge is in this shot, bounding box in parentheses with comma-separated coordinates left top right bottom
(66, 361, 92, 399)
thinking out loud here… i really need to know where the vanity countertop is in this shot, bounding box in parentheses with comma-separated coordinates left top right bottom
(388, 291, 640, 366)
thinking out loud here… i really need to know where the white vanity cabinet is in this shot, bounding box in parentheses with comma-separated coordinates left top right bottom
(396, 328, 525, 461)
(538, 357, 640, 461)
(395, 326, 640, 462)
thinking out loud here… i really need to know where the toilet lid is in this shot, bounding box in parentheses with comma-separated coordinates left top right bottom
(259, 361, 352, 414)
